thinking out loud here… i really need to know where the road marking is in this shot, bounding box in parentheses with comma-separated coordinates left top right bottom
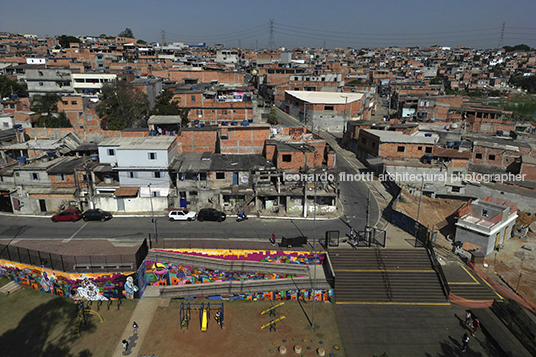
(460, 265, 480, 284)
(62, 222, 88, 243)
(448, 282, 480, 285)
(336, 301, 451, 306)
(334, 269, 435, 273)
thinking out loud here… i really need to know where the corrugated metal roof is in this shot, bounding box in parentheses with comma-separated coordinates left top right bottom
(99, 136, 176, 150)
(114, 187, 139, 197)
(285, 90, 363, 104)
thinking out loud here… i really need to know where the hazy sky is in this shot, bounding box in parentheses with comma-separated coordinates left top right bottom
(1, 0, 535, 49)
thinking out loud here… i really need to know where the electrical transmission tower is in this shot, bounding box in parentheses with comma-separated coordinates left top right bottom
(498, 22, 505, 49)
(267, 19, 276, 50)
(161, 29, 166, 45)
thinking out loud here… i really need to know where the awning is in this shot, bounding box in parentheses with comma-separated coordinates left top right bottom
(114, 187, 139, 197)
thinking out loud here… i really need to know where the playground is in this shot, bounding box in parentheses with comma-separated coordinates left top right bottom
(0, 278, 137, 357)
(139, 299, 347, 357)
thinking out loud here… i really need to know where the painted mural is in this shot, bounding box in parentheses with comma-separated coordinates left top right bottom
(145, 249, 332, 301)
(153, 248, 325, 264)
(0, 259, 136, 300)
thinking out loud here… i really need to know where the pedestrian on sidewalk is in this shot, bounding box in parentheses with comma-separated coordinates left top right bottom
(471, 318, 479, 337)
(461, 333, 469, 352)
(133, 321, 138, 334)
(465, 310, 472, 327)
(122, 339, 129, 354)
(270, 231, 276, 246)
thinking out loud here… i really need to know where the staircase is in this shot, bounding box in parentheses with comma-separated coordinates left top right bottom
(329, 248, 447, 303)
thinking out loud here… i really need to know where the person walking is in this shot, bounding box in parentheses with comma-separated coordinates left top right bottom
(270, 231, 276, 246)
(122, 339, 129, 354)
(133, 321, 138, 334)
(465, 311, 472, 327)
(461, 333, 470, 352)
(471, 318, 479, 337)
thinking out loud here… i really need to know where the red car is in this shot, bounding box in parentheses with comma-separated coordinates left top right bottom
(51, 208, 83, 222)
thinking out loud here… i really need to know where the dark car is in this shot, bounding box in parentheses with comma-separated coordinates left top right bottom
(51, 208, 83, 222)
(196, 208, 226, 222)
(82, 209, 113, 222)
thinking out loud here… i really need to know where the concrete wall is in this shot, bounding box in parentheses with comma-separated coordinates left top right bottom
(465, 184, 536, 213)
(117, 148, 170, 168)
(94, 195, 168, 213)
(455, 220, 515, 256)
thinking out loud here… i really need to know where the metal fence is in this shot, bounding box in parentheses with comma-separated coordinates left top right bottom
(491, 299, 536, 355)
(0, 239, 148, 273)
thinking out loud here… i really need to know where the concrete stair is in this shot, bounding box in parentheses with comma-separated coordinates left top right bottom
(0, 281, 21, 295)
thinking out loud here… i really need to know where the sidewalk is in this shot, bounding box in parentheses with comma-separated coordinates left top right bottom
(111, 286, 163, 357)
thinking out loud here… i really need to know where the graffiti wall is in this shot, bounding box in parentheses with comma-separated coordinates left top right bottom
(0, 259, 136, 300)
(146, 249, 333, 301)
(152, 248, 324, 264)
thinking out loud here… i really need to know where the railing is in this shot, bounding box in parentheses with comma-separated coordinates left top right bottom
(490, 299, 536, 355)
(425, 244, 450, 300)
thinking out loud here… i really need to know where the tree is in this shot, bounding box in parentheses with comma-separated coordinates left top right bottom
(136, 39, 147, 45)
(150, 89, 190, 126)
(267, 108, 278, 125)
(33, 111, 72, 128)
(0, 75, 28, 98)
(96, 82, 149, 130)
(118, 28, 134, 38)
(509, 74, 536, 94)
(57, 35, 80, 49)
(31, 93, 61, 117)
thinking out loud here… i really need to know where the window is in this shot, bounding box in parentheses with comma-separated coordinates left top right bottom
(221, 134, 228, 140)
(2, 122, 8, 128)
(148, 152, 157, 160)
(128, 172, 138, 178)
(216, 172, 225, 179)
(488, 154, 496, 161)
(282, 154, 292, 162)
(418, 146, 422, 151)
(152, 191, 160, 197)
(196, 109, 202, 116)
(32, 173, 40, 180)
(57, 174, 66, 181)
(221, 110, 228, 115)
(397, 146, 405, 152)
(452, 187, 461, 193)
(475, 153, 482, 159)
(87, 115, 92, 121)
(324, 105, 334, 111)
(191, 95, 196, 102)
(189, 191, 198, 196)
(62, 101, 68, 105)
(22, 105, 27, 110)
(153, 172, 161, 178)
(425, 147, 433, 154)
(108, 149, 115, 156)
(71, 101, 77, 105)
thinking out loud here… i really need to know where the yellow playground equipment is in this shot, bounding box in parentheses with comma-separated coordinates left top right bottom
(180, 302, 224, 331)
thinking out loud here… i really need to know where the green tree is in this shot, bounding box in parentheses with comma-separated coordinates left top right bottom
(136, 39, 147, 45)
(0, 74, 28, 98)
(509, 74, 536, 94)
(31, 93, 61, 117)
(33, 111, 72, 128)
(57, 35, 80, 49)
(267, 108, 278, 125)
(96, 82, 149, 130)
(150, 89, 190, 126)
(430, 76, 443, 85)
(347, 79, 364, 85)
(118, 28, 134, 38)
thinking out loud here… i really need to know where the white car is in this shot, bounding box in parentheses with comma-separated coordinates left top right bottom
(168, 210, 197, 221)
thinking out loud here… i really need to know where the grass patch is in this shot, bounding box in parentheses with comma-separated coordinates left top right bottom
(0, 278, 137, 356)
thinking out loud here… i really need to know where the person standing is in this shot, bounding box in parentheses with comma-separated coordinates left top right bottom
(133, 321, 138, 334)
(465, 311, 472, 327)
(270, 231, 276, 246)
(461, 333, 469, 352)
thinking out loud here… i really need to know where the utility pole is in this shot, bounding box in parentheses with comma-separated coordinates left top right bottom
(341, 95, 348, 133)
(415, 175, 425, 238)
(148, 183, 158, 246)
(84, 159, 94, 209)
(311, 175, 318, 331)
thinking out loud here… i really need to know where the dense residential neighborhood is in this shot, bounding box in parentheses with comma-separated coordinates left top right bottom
(1, 28, 536, 356)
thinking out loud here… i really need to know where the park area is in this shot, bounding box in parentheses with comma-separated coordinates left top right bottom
(0, 278, 137, 357)
(139, 299, 346, 357)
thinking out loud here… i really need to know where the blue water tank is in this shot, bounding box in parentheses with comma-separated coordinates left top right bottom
(200, 123, 205, 128)
(496, 130, 504, 136)
(47, 151, 56, 157)
(454, 141, 462, 147)
(425, 133, 432, 137)
(446, 141, 454, 147)
(190, 86, 197, 90)
(230, 121, 238, 126)
(241, 120, 249, 126)
(194, 120, 200, 124)
(424, 154, 434, 161)
(149, 130, 157, 136)
(221, 121, 229, 126)
(248, 119, 253, 123)
(17, 156, 27, 164)
(13, 124, 23, 130)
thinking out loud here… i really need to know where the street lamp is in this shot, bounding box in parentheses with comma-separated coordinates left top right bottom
(148, 183, 158, 246)
(341, 95, 348, 133)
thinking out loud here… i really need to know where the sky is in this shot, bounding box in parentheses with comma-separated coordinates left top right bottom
(1, 0, 536, 50)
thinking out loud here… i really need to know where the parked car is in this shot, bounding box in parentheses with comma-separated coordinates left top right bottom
(196, 208, 226, 222)
(168, 210, 196, 221)
(82, 209, 113, 222)
(51, 208, 83, 222)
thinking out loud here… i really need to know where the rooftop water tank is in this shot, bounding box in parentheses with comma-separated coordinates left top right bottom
(496, 130, 504, 136)
(221, 121, 229, 126)
(241, 120, 249, 126)
(424, 133, 432, 137)
(149, 130, 157, 136)
(454, 141, 462, 147)
(13, 124, 23, 130)
(90, 155, 99, 161)
(200, 123, 205, 128)
(230, 121, 238, 126)
(194, 120, 200, 124)
(17, 156, 27, 164)
(446, 141, 454, 147)
(47, 151, 56, 157)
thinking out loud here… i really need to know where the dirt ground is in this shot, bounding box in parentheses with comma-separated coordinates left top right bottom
(139, 299, 346, 357)
(395, 190, 536, 304)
